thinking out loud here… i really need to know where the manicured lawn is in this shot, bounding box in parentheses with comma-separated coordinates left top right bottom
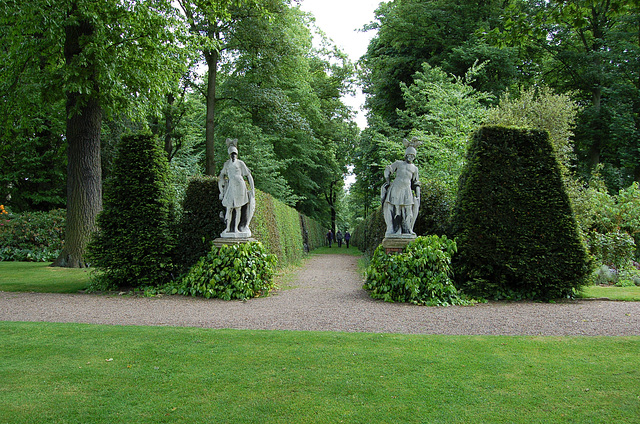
(578, 285, 640, 301)
(0, 262, 91, 293)
(0, 323, 638, 424)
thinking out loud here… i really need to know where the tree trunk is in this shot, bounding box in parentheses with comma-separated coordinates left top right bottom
(52, 8, 103, 268)
(164, 92, 175, 160)
(588, 86, 603, 169)
(204, 48, 219, 176)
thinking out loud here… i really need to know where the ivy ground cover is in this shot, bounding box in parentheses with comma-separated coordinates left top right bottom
(1, 322, 638, 423)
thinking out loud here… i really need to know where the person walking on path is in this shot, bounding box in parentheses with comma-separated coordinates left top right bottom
(326, 230, 334, 247)
(344, 231, 351, 249)
(336, 230, 343, 248)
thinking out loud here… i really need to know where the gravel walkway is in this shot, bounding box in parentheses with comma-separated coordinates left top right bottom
(1, 253, 639, 336)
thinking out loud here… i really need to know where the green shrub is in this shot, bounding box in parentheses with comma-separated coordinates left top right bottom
(0, 208, 65, 262)
(87, 133, 175, 289)
(452, 126, 592, 300)
(588, 230, 636, 270)
(363, 235, 471, 306)
(176, 241, 277, 300)
(173, 176, 225, 273)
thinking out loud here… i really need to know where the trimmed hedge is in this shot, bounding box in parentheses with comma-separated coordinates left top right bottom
(175, 176, 326, 272)
(173, 176, 225, 273)
(87, 133, 175, 288)
(451, 126, 592, 300)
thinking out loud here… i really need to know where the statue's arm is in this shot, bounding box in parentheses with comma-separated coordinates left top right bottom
(218, 164, 227, 199)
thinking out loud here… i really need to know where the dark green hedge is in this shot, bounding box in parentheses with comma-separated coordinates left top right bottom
(87, 133, 175, 288)
(175, 176, 326, 272)
(451, 126, 592, 300)
(173, 176, 225, 273)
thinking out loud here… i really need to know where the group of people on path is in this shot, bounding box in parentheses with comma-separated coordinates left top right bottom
(326, 229, 350, 248)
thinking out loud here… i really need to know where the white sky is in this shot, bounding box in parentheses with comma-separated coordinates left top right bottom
(299, 0, 382, 129)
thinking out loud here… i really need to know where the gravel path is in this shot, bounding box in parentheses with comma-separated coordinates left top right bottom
(1, 253, 640, 336)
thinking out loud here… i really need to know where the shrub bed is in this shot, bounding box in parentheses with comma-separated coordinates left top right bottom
(0, 208, 65, 262)
(363, 235, 471, 306)
(175, 241, 277, 300)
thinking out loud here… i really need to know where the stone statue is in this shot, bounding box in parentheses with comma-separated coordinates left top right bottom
(218, 138, 255, 238)
(381, 137, 421, 237)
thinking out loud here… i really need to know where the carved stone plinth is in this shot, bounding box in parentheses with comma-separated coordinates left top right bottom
(381, 235, 415, 254)
(213, 237, 256, 248)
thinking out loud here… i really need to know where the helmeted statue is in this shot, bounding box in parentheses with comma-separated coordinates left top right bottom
(381, 137, 422, 237)
(218, 138, 255, 238)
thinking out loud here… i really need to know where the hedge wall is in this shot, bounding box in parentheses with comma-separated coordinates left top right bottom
(451, 126, 592, 300)
(175, 176, 326, 272)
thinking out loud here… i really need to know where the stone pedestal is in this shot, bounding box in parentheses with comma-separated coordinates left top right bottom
(213, 237, 256, 248)
(381, 235, 415, 254)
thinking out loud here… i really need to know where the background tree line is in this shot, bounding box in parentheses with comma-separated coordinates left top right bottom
(350, 0, 640, 224)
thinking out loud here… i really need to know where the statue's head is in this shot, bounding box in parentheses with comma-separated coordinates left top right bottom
(402, 137, 421, 163)
(226, 138, 239, 159)
(405, 146, 417, 162)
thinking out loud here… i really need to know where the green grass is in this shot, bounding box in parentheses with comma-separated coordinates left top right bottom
(578, 285, 640, 301)
(0, 322, 638, 424)
(0, 262, 91, 293)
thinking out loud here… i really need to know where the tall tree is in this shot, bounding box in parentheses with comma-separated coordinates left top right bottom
(176, 0, 268, 176)
(360, 0, 513, 129)
(1, 0, 186, 267)
(493, 0, 640, 186)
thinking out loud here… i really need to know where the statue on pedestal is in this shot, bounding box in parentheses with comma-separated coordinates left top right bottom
(381, 137, 422, 238)
(218, 138, 255, 238)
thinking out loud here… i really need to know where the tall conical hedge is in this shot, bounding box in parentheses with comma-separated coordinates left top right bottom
(452, 126, 591, 300)
(88, 133, 175, 288)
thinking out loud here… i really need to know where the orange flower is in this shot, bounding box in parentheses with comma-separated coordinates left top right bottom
(0, 205, 6, 215)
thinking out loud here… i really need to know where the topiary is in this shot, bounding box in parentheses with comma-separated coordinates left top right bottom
(176, 241, 277, 300)
(363, 235, 471, 306)
(173, 176, 225, 273)
(451, 126, 592, 300)
(87, 133, 175, 289)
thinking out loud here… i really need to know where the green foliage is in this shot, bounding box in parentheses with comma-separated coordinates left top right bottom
(452, 126, 592, 300)
(363, 235, 471, 306)
(87, 134, 175, 289)
(173, 176, 225, 273)
(351, 206, 385, 258)
(399, 62, 492, 199)
(251, 190, 305, 266)
(572, 175, 640, 269)
(176, 241, 277, 300)
(588, 230, 636, 271)
(0, 209, 65, 262)
(486, 87, 579, 177)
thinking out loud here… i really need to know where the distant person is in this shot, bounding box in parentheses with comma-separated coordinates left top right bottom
(344, 231, 351, 249)
(327, 230, 333, 247)
(336, 230, 343, 248)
